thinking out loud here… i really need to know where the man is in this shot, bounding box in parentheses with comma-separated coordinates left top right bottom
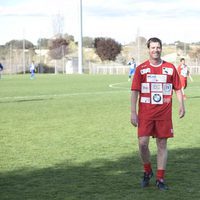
(128, 57, 137, 81)
(130, 37, 185, 190)
(0, 63, 3, 79)
(30, 61, 36, 79)
(177, 58, 193, 100)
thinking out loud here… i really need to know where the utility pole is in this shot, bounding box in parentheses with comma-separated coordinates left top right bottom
(136, 27, 140, 65)
(78, 0, 83, 74)
(23, 38, 26, 74)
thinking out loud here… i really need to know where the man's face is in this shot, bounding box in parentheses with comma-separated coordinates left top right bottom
(149, 42, 162, 60)
(181, 60, 185, 64)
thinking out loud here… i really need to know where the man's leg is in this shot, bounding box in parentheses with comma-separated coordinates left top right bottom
(139, 136, 153, 187)
(156, 138, 168, 190)
(139, 136, 151, 164)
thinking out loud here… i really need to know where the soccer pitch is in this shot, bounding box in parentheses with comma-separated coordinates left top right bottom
(0, 74, 200, 200)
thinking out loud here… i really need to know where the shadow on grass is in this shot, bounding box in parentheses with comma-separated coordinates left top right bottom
(0, 148, 199, 200)
(0, 98, 50, 104)
(188, 96, 200, 99)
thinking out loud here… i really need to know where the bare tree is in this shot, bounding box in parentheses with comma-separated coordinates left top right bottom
(52, 13, 65, 37)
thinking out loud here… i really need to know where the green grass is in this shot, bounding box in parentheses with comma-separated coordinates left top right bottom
(0, 74, 200, 200)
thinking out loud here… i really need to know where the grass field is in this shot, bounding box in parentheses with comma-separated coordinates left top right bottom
(0, 74, 200, 200)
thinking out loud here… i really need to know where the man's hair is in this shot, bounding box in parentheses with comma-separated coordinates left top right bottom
(180, 58, 185, 62)
(146, 37, 162, 49)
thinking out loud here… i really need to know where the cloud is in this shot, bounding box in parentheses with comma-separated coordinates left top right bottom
(0, 0, 200, 45)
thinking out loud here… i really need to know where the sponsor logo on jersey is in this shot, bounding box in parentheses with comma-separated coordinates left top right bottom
(147, 74, 167, 83)
(164, 98, 171, 103)
(151, 83, 162, 92)
(141, 83, 150, 93)
(141, 97, 150, 103)
(163, 83, 172, 95)
(162, 67, 173, 75)
(151, 93, 163, 104)
(140, 68, 150, 75)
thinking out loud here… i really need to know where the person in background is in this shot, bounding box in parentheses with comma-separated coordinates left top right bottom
(0, 63, 4, 79)
(128, 57, 137, 81)
(30, 61, 36, 79)
(177, 58, 193, 100)
(130, 37, 185, 190)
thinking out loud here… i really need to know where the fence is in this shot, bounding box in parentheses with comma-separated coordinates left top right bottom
(88, 64, 129, 75)
(88, 64, 200, 75)
(189, 66, 200, 75)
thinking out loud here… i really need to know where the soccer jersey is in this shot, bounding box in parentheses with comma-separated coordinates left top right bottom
(128, 60, 137, 75)
(131, 60, 181, 120)
(177, 64, 188, 79)
(177, 64, 188, 89)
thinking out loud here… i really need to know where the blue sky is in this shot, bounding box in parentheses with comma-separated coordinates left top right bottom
(0, 0, 200, 45)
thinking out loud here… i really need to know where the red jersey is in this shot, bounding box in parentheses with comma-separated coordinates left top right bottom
(177, 64, 188, 89)
(177, 64, 188, 80)
(131, 60, 181, 120)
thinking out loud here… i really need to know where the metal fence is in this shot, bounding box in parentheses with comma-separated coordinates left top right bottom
(189, 66, 200, 75)
(88, 65, 129, 75)
(88, 64, 200, 75)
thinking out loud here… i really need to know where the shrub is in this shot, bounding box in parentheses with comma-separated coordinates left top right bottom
(94, 37, 121, 61)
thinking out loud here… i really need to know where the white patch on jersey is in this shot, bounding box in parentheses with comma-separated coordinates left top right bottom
(162, 67, 173, 75)
(140, 68, 150, 75)
(180, 66, 188, 77)
(151, 93, 163, 104)
(163, 83, 172, 95)
(141, 83, 150, 93)
(141, 97, 150, 103)
(164, 98, 171, 103)
(151, 83, 163, 92)
(147, 74, 167, 83)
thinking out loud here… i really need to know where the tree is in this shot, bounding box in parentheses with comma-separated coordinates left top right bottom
(48, 38, 69, 60)
(174, 41, 190, 52)
(5, 40, 34, 49)
(52, 13, 64, 36)
(83, 36, 94, 48)
(135, 36, 147, 46)
(63, 33, 74, 43)
(37, 38, 49, 49)
(189, 48, 200, 61)
(94, 37, 121, 61)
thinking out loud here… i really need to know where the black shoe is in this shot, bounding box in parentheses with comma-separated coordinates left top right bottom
(156, 180, 169, 190)
(141, 170, 153, 187)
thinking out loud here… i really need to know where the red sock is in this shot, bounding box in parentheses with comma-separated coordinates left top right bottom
(156, 169, 165, 181)
(143, 163, 152, 174)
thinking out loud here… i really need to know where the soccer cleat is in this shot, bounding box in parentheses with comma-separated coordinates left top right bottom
(141, 170, 153, 187)
(156, 180, 169, 190)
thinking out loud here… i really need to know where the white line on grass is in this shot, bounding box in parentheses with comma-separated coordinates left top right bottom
(0, 81, 131, 102)
(109, 81, 130, 89)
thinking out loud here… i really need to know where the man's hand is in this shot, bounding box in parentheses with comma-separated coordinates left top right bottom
(131, 112, 138, 127)
(179, 106, 185, 118)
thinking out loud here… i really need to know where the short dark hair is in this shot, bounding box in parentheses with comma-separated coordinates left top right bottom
(180, 58, 185, 62)
(146, 37, 162, 49)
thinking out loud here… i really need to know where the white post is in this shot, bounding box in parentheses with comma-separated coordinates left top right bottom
(78, 0, 83, 74)
(137, 27, 140, 65)
(23, 37, 25, 74)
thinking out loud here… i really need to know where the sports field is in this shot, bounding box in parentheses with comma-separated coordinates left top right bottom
(0, 74, 199, 200)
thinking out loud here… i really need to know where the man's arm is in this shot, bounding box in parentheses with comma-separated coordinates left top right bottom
(175, 89, 185, 118)
(131, 90, 139, 127)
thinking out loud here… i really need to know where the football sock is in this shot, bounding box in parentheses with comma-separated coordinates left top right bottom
(156, 169, 165, 181)
(143, 163, 152, 174)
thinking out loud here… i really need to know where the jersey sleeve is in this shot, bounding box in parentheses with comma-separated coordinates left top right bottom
(172, 65, 182, 90)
